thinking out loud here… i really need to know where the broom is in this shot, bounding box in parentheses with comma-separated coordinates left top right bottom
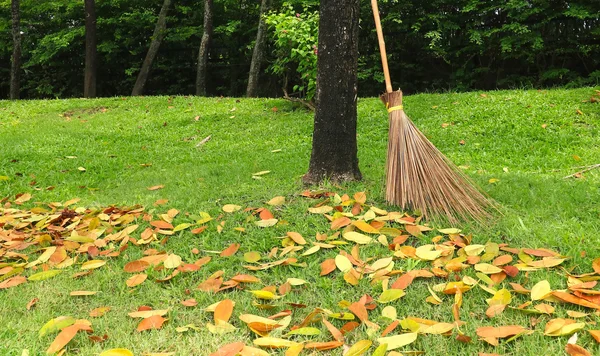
(370, 0, 495, 224)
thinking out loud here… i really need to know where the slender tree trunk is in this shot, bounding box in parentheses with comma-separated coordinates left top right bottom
(84, 0, 97, 98)
(10, 0, 21, 100)
(246, 0, 270, 97)
(304, 0, 362, 183)
(196, 0, 213, 96)
(132, 0, 172, 96)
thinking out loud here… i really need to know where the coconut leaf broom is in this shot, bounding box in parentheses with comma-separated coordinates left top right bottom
(370, 0, 495, 223)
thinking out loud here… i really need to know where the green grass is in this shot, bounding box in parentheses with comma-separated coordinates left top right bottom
(1, 87, 600, 356)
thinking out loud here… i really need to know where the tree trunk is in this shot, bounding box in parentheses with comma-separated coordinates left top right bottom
(132, 0, 172, 96)
(195, 0, 213, 96)
(10, 0, 21, 100)
(303, 0, 362, 183)
(84, 0, 97, 98)
(246, 0, 270, 97)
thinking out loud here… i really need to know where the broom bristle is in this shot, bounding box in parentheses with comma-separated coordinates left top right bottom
(383, 90, 495, 224)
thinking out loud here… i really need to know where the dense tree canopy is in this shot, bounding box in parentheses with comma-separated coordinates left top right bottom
(0, 0, 598, 99)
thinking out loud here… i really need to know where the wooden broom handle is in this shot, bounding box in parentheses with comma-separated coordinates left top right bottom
(371, 0, 393, 93)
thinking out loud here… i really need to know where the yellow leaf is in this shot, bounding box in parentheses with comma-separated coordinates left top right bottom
(302, 245, 320, 256)
(474, 263, 503, 274)
(531, 280, 552, 301)
(486, 288, 512, 306)
(81, 260, 106, 270)
(378, 289, 406, 303)
(244, 251, 261, 263)
(308, 206, 333, 214)
(255, 218, 278, 227)
(39, 316, 76, 337)
(488, 178, 500, 184)
(173, 223, 191, 232)
(253, 337, 300, 348)
(70, 290, 97, 296)
(335, 255, 353, 272)
(342, 231, 373, 245)
(222, 204, 242, 213)
(464, 244, 486, 256)
(252, 170, 271, 176)
(99, 349, 134, 356)
(381, 306, 397, 320)
(420, 323, 455, 334)
(415, 245, 442, 260)
(438, 228, 461, 234)
(267, 196, 285, 206)
(28, 270, 63, 281)
(353, 220, 379, 234)
(286, 278, 307, 286)
(377, 332, 418, 350)
(345, 340, 372, 356)
(163, 254, 182, 269)
(249, 290, 281, 300)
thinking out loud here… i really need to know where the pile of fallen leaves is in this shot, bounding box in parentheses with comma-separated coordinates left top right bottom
(2, 191, 600, 356)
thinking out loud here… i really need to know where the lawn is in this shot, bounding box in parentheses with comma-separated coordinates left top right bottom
(1, 87, 600, 356)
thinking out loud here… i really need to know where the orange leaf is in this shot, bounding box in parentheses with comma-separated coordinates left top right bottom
(304, 341, 344, 351)
(231, 274, 260, 283)
(46, 324, 81, 354)
(320, 259, 336, 276)
(210, 342, 245, 356)
(588, 330, 600, 343)
(381, 320, 399, 337)
(322, 318, 344, 342)
(565, 344, 591, 356)
(137, 315, 167, 332)
(259, 208, 274, 220)
(353, 192, 367, 204)
(147, 185, 164, 191)
(26, 298, 39, 310)
(220, 243, 240, 257)
(353, 220, 379, 234)
(331, 217, 352, 230)
(123, 260, 150, 273)
(341, 321, 360, 334)
(126, 274, 147, 287)
(476, 325, 528, 338)
(391, 273, 415, 290)
(492, 255, 513, 266)
(0, 276, 27, 289)
(287, 232, 307, 245)
(592, 257, 600, 274)
(405, 224, 422, 237)
(89, 306, 111, 317)
(214, 299, 234, 323)
(552, 291, 600, 309)
(150, 220, 173, 229)
(348, 302, 369, 323)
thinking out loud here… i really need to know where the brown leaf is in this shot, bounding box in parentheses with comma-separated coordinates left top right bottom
(214, 299, 234, 323)
(46, 324, 81, 354)
(287, 232, 306, 245)
(210, 342, 245, 356)
(137, 315, 167, 332)
(220, 243, 240, 257)
(26, 298, 39, 310)
(147, 185, 164, 191)
(123, 260, 150, 273)
(181, 299, 198, 307)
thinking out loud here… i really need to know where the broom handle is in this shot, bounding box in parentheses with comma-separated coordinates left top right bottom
(370, 0, 393, 93)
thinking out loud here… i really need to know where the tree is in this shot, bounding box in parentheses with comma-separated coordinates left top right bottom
(303, 0, 361, 183)
(195, 0, 213, 96)
(10, 0, 21, 100)
(84, 0, 97, 98)
(132, 0, 172, 96)
(246, 0, 270, 97)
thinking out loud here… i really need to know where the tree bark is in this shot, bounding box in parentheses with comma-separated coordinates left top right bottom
(132, 0, 172, 96)
(10, 0, 21, 100)
(84, 0, 97, 98)
(303, 0, 362, 183)
(246, 0, 270, 97)
(196, 0, 213, 96)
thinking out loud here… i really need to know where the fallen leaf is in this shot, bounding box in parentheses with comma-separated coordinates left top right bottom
(147, 185, 164, 191)
(267, 196, 285, 206)
(377, 333, 418, 350)
(345, 340, 372, 356)
(99, 349, 134, 356)
(46, 324, 81, 354)
(126, 274, 148, 288)
(222, 204, 242, 213)
(220, 243, 240, 257)
(214, 299, 234, 323)
(137, 315, 167, 332)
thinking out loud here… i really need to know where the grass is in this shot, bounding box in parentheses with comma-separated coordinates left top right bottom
(0, 87, 599, 355)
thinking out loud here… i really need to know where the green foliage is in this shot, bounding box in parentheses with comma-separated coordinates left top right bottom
(265, 3, 318, 100)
